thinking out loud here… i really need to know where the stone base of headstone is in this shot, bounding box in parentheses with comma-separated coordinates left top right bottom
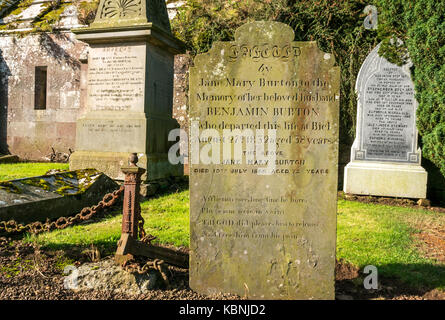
(70, 151, 182, 196)
(344, 162, 427, 199)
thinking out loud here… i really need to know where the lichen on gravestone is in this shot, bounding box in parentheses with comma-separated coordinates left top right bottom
(88, 0, 172, 33)
(0, 169, 118, 224)
(189, 21, 340, 300)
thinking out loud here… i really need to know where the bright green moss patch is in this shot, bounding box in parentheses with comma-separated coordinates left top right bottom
(0, 181, 22, 193)
(21, 178, 51, 191)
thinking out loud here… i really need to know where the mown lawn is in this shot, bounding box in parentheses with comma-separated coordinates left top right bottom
(0, 163, 69, 181)
(337, 199, 445, 289)
(3, 163, 445, 290)
(25, 189, 190, 251)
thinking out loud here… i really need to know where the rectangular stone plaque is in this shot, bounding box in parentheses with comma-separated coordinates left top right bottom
(76, 118, 146, 153)
(87, 43, 146, 113)
(189, 21, 340, 300)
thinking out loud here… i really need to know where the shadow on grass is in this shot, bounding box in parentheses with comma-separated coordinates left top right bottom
(142, 177, 189, 201)
(336, 262, 445, 299)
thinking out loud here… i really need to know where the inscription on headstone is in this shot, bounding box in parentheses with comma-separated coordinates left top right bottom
(87, 44, 145, 112)
(189, 21, 340, 300)
(354, 44, 419, 163)
(344, 43, 427, 198)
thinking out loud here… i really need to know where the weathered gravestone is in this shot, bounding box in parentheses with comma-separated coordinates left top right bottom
(189, 21, 340, 299)
(344, 43, 427, 199)
(0, 169, 117, 224)
(69, 0, 185, 194)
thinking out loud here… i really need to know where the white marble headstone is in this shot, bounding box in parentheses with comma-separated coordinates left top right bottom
(353, 43, 420, 164)
(344, 43, 427, 199)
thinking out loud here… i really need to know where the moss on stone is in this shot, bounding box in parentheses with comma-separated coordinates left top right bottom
(20, 178, 51, 191)
(0, 181, 22, 194)
(8, 0, 33, 17)
(55, 185, 77, 194)
(31, 1, 70, 33)
(0, 0, 71, 34)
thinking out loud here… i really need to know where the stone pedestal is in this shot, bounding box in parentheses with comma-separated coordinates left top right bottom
(344, 43, 427, 199)
(344, 162, 427, 198)
(69, 0, 184, 192)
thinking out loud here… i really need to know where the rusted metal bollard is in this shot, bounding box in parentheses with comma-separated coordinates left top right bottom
(115, 153, 145, 265)
(115, 153, 189, 268)
(120, 153, 145, 238)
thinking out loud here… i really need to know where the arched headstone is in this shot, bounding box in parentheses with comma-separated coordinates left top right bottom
(189, 21, 340, 299)
(344, 43, 427, 198)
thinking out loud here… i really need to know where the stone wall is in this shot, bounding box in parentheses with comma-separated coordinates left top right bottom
(0, 1, 87, 160)
(0, 32, 87, 160)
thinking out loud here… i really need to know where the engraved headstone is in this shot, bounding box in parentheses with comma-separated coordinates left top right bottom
(189, 21, 340, 299)
(344, 43, 427, 198)
(69, 0, 185, 193)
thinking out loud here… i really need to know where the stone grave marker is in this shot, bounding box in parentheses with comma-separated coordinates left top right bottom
(69, 0, 185, 194)
(0, 169, 117, 224)
(189, 21, 340, 299)
(344, 43, 427, 198)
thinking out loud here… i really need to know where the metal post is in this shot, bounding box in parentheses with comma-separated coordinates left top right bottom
(115, 153, 145, 264)
(120, 153, 145, 238)
(115, 153, 189, 268)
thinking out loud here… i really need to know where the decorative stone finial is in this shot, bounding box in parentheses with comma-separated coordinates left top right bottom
(90, 0, 172, 34)
(129, 153, 138, 166)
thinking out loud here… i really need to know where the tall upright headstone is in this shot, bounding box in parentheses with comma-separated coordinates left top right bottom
(344, 44, 427, 199)
(69, 0, 184, 193)
(189, 21, 340, 299)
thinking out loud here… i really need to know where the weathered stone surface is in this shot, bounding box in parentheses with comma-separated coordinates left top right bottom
(173, 53, 192, 174)
(344, 43, 427, 198)
(0, 31, 87, 160)
(64, 258, 161, 294)
(0, 2, 189, 165)
(189, 21, 340, 300)
(0, 2, 87, 159)
(69, 1, 185, 189)
(90, 0, 172, 33)
(0, 169, 118, 224)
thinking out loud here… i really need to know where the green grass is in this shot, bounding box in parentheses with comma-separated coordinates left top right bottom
(25, 189, 190, 252)
(5, 162, 444, 290)
(25, 192, 445, 290)
(337, 199, 445, 289)
(0, 163, 69, 181)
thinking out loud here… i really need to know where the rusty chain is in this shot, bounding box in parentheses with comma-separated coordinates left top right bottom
(1, 178, 169, 282)
(119, 206, 170, 282)
(138, 214, 157, 245)
(121, 258, 170, 287)
(0, 186, 124, 235)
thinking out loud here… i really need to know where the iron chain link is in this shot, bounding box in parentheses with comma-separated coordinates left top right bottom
(0, 186, 124, 235)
